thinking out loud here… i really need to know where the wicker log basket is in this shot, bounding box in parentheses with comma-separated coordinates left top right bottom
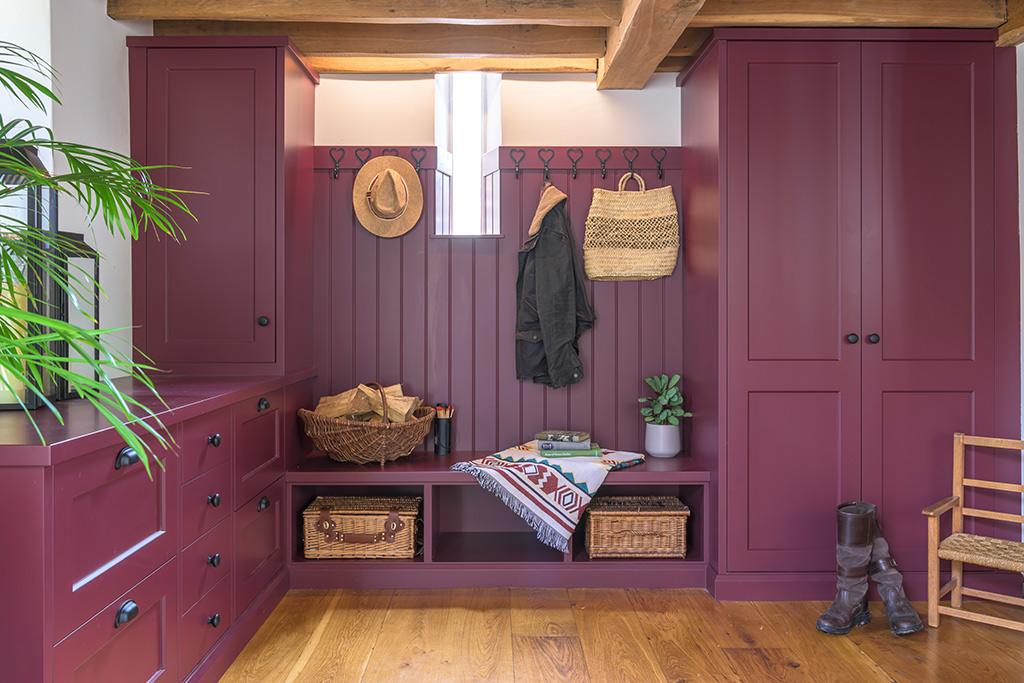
(297, 382, 434, 466)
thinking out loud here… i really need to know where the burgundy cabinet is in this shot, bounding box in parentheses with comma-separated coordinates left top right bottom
(129, 37, 317, 376)
(234, 478, 284, 618)
(681, 31, 1017, 598)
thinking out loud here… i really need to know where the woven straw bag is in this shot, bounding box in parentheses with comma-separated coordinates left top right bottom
(583, 173, 679, 281)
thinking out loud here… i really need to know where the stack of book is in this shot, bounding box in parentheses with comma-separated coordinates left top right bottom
(534, 430, 602, 456)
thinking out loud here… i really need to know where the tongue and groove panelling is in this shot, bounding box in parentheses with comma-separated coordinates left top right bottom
(311, 146, 683, 453)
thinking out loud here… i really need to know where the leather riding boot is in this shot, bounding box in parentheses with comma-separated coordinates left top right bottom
(870, 521, 924, 635)
(816, 501, 875, 635)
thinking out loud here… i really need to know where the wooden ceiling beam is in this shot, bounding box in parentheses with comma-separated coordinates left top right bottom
(689, 0, 1006, 28)
(154, 20, 606, 58)
(307, 56, 598, 74)
(597, 0, 707, 90)
(997, 0, 1024, 45)
(110, 0, 621, 27)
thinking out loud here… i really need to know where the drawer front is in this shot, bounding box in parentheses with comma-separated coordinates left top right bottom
(181, 460, 232, 547)
(53, 558, 178, 683)
(181, 517, 233, 612)
(181, 406, 232, 483)
(234, 478, 284, 617)
(235, 391, 283, 507)
(180, 573, 233, 677)
(54, 433, 179, 640)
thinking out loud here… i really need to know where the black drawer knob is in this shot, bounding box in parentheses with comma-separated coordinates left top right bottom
(114, 600, 139, 628)
(114, 446, 140, 471)
(207, 553, 221, 568)
(846, 333, 859, 344)
(208, 613, 221, 628)
(867, 333, 880, 344)
(257, 495, 271, 512)
(257, 397, 270, 412)
(207, 433, 221, 448)
(207, 493, 221, 508)
(257, 316, 270, 327)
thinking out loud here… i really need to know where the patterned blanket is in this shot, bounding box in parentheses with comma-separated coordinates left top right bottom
(450, 442, 645, 552)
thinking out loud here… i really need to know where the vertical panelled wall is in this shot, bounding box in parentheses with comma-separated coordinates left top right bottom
(313, 146, 683, 453)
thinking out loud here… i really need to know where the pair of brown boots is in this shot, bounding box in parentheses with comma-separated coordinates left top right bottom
(816, 501, 924, 636)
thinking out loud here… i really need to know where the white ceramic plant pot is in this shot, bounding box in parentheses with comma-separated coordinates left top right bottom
(645, 422, 681, 458)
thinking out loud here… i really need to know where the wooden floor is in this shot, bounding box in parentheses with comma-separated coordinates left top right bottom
(219, 588, 1024, 682)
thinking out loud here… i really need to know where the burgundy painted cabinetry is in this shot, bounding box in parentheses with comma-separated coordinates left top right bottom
(129, 37, 317, 376)
(681, 30, 1019, 599)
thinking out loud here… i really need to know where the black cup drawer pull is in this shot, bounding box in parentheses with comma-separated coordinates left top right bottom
(257, 397, 270, 412)
(207, 493, 221, 508)
(114, 447, 140, 471)
(208, 613, 221, 628)
(207, 553, 221, 568)
(257, 496, 271, 512)
(208, 433, 221, 448)
(114, 600, 139, 628)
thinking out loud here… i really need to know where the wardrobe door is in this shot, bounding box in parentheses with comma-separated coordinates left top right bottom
(725, 42, 863, 572)
(144, 48, 278, 364)
(860, 42, 996, 571)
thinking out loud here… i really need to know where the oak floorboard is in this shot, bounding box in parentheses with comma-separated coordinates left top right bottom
(287, 589, 393, 683)
(692, 593, 789, 649)
(512, 636, 590, 683)
(721, 647, 816, 682)
(847, 601, 1024, 683)
(752, 601, 894, 683)
(360, 589, 455, 683)
(444, 588, 514, 683)
(626, 588, 741, 683)
(569, 588, 668, 683)
(219, 590, 334, 683)
(510, 588, 578, 637)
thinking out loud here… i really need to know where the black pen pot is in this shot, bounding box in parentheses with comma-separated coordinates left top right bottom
(434, 417, 451, 455)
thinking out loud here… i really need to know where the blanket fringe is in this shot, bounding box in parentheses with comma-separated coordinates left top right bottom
(451, 462, 570, 553)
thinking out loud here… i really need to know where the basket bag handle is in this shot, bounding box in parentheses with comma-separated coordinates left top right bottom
(317, 507, 406, 544)
(365, 381, 390, 425)
(618, 172, 645, 193)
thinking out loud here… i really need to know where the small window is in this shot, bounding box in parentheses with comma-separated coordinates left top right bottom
(435, 72, 501, 235)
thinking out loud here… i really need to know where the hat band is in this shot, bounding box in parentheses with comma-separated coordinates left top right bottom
(366, 174, 408, 221)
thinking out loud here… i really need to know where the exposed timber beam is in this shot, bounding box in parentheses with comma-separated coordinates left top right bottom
(668, 28, 711, 56)
(110, 0, 622, 27)
(689, 0, 1006, 28)
(153, 21, 606, 58)
(306, 57, 598, 74)
(597, 0, 707, 90)
(997, 0, 1024, 45)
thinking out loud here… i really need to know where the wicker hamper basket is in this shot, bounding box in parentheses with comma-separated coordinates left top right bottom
(302, 495, 421, 559)
(585, 496, 689, 558)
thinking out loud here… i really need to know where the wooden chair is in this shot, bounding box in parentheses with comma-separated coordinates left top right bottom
(922, 433, 1024, 631)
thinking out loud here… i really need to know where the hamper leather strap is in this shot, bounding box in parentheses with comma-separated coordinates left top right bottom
(319, 508, 406, 544)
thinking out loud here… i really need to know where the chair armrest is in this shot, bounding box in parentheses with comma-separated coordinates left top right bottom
(922, 496, 960, 517)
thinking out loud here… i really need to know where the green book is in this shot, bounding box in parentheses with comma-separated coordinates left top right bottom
(537, 444, 602, 457)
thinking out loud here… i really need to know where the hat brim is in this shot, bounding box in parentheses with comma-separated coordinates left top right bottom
(352, 156, 424, 238)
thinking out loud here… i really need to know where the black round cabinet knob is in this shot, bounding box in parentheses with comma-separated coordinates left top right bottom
(208, 613, 221, 628)
(867, 333, 880, 344)
(258, 316, 270, 326)
(207, 553, 221, 568)
(207, 493, 221, 508)
(846, 333, 859, 344)
(208, 433, 221, 448)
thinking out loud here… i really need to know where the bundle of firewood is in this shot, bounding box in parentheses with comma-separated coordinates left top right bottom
(312, 383, 422, 424)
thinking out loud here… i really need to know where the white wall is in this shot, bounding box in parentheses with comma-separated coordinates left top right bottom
(50, 0, 151, 363)
(315, 75, 435, 145)
(0, 0, 53, 145)
(501, 73, 681, 146)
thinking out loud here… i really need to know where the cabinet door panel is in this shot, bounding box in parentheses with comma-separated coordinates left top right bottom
(861, 42, 997, 571)
(725, 42, 863, 571)
(235, 391, 284, 507)
(234, 479, 284, 617)
(144, 48, 277, 364)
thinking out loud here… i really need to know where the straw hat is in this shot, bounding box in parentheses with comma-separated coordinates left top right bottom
(352, 156, 423, 238)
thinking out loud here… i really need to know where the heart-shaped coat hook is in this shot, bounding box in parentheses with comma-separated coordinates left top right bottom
(381, 148, 399, 156)
(411, 147, 427, 172)
(355, 147, 372, 167)
(538, 148, 554, 180)
(651, 147, 667, 179)
(623, 147, 639, 172)
(595, 148, 611, 179)
(567, 148, 583, 179)
(329, 147, 345, 179)
(510, 148, 526, 179)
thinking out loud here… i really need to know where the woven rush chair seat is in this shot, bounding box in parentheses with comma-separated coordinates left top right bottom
(938, 533, 1024, 573)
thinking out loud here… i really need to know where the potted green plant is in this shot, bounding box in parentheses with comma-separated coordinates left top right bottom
(639, 373, 692, 458)
(0, 42, 192, 474)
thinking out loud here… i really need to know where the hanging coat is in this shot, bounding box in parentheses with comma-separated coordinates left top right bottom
(515, 183, 595, 389)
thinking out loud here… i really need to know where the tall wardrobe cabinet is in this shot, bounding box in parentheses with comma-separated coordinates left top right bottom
(680, 29, 1020, 599)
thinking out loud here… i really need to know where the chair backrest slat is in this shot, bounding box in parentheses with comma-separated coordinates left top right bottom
(962, 435, 1024, 450)
(963, 507, 1024, 525)
(963, 478, 1024, 494)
